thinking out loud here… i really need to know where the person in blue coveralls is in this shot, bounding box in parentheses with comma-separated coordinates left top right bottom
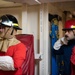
(53, 18, 75, 75)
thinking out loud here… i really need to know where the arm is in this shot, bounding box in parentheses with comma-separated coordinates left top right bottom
(0, 43, 26, 71)
(53, 46, 64, 55)
(70, 46, 75, 65)
(53, 37, 68, 55)
(13, 43, 26, 69)
(0, 56, 15, 71)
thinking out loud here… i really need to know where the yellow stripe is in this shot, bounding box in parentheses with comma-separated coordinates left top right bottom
(71, 25, 75, 28)
(13, 23, 18, 26)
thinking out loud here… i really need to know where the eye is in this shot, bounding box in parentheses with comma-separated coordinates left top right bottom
(64, 30, 73, 33)
(64, 30, 68, 33)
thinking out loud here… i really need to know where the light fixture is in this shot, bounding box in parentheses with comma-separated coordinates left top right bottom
(35, 0, 41, 4)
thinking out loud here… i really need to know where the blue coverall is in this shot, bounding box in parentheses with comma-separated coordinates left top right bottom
(54, 40, 75, 75)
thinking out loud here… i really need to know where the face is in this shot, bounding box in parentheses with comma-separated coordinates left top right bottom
(64, 30, 75, 40)
(0, 25, 16, 39)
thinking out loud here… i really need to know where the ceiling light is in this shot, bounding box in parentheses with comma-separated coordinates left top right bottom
(35, 0, 41, 4)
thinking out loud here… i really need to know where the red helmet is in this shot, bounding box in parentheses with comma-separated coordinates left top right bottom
(62, 19, 75, 31)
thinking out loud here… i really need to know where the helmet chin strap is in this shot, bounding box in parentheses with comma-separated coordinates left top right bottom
(11, 28, 14, 35)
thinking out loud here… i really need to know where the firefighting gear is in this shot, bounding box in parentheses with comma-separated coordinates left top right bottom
(0, 14, 22, 39)
(0, 14, 21, 52)
(71, 46, 75, 65)
(0, 56, 15, 71)
(0, 14, 22, 30)
(0, 37, 20, 52)
(54, 39, 75, 75)
(0, 42, 26, 75)
(53, 37, 68, 50)
(62, 19, 75, 31)
(0, 14, 26, 75)
(70, 46, 75, 75)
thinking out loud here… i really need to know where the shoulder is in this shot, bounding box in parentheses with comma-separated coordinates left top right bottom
(16, 42, 26, 49)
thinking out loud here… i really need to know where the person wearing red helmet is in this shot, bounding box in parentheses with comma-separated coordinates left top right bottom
(0, 14, 26, 75)
(62, 20, 75, 41)
(53, 19, 75, 75)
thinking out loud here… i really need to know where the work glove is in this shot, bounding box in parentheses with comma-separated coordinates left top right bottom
(53, 37, 68, 50)
(0, 56, 15, 71)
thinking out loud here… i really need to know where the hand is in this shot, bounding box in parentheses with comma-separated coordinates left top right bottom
(53, 37, 68, 50)
(60, 37, 68, 45)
